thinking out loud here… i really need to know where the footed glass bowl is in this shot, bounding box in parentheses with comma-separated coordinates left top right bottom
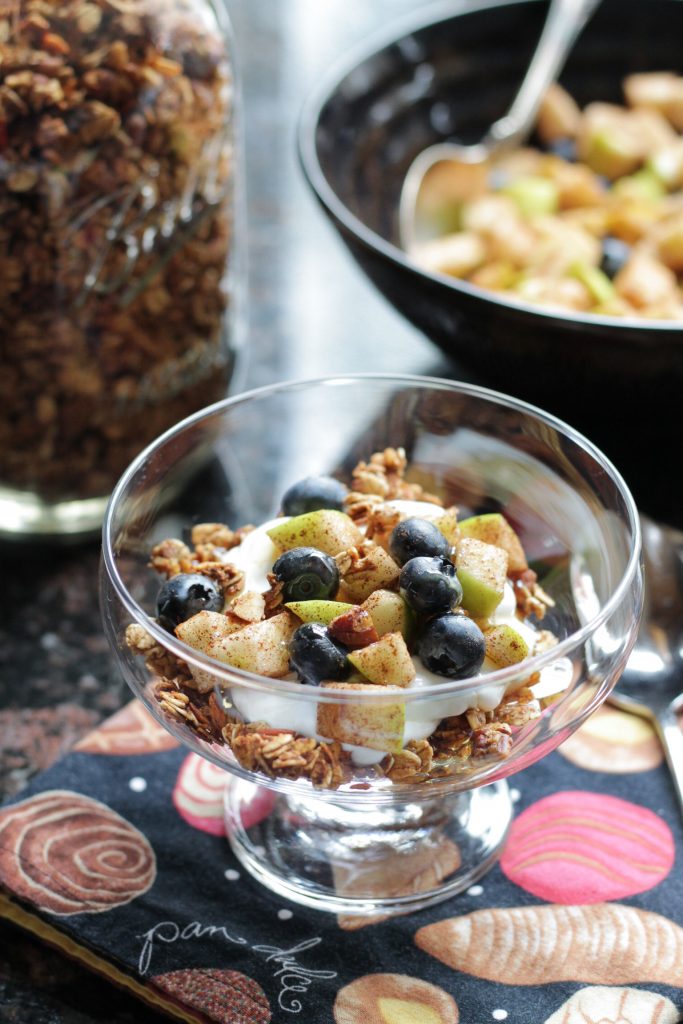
(101, 375, 642, 915)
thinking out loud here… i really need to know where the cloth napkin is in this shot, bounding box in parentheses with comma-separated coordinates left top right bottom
(1, 699, 682, 1024)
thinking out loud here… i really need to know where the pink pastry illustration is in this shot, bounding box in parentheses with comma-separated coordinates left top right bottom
(544, 986, 679, 1023)
(152, 968, 271, 1024)
(334, 973, 459, 1024)
(75, 700, 179, 755)
(559, 705, 662, 773)
(500, 790, 674, 903)
(0, 789, 156, 915)
(415, 903, 683, 985)
(173, 753, 229, 836)
(175, 758, 275, 836)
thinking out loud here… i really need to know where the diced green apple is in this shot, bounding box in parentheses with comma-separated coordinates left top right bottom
(347, 632, 416, 688)
(501, 176, 559, 217)
(207, 611, 297, 677)
(266, 509, 362, 556)
(340, 545, 401, 602)
(457, 513, 527, 572)
(175, 610, 243, 650)
(433, 508, 459, 547)
(316, 682, 405, 754)
(456, 537, 508, 618)
(361, 589, 415, 641)
(285, 600, 354, 624)
(484, 623, 530, 666)
(175, 610, 244, 693)
(570, 262, 615, 305)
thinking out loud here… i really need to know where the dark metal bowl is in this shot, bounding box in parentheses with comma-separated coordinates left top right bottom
(299, 0, 683, 524)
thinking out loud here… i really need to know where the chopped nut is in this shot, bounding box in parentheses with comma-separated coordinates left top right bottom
(328, 606, 379, 648)
(262, 572, 285, 617)
(191, 522, 242, 550)
(472, 722, 513, 758)
(149, 539, 193, 578)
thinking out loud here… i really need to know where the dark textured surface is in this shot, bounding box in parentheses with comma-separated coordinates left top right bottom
(0, 1, 449, 1020)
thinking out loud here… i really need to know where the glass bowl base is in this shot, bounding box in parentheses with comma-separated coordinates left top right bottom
(223, 777, 512, 916)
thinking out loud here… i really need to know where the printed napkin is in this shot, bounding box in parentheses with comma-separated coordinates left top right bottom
(1, 698, 682, 1024)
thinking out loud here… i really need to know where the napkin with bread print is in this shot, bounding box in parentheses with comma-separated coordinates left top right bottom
(1, 698, 683, 1024)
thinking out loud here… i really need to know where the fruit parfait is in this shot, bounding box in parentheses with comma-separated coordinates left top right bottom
(127, 447, 559, 790)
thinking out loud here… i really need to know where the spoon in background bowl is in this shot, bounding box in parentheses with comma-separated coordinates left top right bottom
(399, 0, 601, 251)
(609, 517, 683, 814)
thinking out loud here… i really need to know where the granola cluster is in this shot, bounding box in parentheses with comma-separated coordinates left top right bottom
(0, 0, 235, 500)
(125, 448, 557, 790)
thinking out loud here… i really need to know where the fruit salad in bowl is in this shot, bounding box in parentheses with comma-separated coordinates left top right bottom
(101, 375, 642, 913)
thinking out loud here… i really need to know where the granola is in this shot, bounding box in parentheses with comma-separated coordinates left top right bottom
(126, 450, 563, 789)
(0, 0, 236, 503)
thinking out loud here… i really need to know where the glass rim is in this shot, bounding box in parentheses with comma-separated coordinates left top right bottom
(102, 372, 642, 704)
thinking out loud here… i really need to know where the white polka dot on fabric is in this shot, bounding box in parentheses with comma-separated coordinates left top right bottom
(492, 1010, 508, 1021)
(510, 788, 521, 803)
(224, 869, 240, 881)
(467, 884, 484, 896)
(253, 845, 266, 857)
(128, 777, 147, 792)
(278, 909, 293, 921)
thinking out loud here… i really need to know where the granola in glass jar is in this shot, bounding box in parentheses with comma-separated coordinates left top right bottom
(0, 0, 239, 532)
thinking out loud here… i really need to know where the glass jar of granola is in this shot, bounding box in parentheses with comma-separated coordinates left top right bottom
(0, 0, 242, 538)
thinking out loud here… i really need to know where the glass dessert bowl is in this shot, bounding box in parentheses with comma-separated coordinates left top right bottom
(101, 375, 642, 916)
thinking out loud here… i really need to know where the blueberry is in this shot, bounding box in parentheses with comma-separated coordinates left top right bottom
(399, 555, 462, 617)
(281, 475, 348, 516)
(545, 136, 577, 162)
(289, 622, 350, 686)
(600, 235, 631, 279)
(389, 517, 451, 566)
(417, 614, 486, 679)
(156, 573, 223, 630)
(272, 547, 339, 603)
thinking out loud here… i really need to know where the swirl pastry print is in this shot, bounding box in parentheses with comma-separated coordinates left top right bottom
(152, 968, 271, 1024)
(75, 700, 180, 756)
(173, 753, 228, 836)
(0, 790, 156, 915)
(559, 706, 663, 773)
(544, 986, 679, 1023)
(415, 903, 683, 985)
(500, 790, 674, 903)
(334, 974, 459, 1024)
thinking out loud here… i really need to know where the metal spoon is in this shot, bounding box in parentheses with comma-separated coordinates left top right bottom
(399, 0, 601, 250)
(609, 517, 683, 812)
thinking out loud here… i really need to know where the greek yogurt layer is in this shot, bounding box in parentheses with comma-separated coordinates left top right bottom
(224, 502, 559, 766)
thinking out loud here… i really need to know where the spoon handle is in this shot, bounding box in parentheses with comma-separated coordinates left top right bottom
(656, 701, 683, 816)
(484, 0, 600, 152)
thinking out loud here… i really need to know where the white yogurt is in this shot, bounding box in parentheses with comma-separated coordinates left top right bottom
(225, 504, 557, 765)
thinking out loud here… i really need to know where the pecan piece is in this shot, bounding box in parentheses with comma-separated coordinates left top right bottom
(328, 607, 379, 648)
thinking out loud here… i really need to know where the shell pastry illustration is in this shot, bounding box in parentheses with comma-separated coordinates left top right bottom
(415, 903, 683, 985)
(544, 986, 679, 1023)
(0, 789, 156, 915)
(75, 700, 179, 755)
(559, 706, 662, 773)
(152, 968, 271, 1024)
(335, 836, 460, 931)
(500, 790, 674, 903)
(173, 753, 228, 836)
(334, 973, 458, 1024)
